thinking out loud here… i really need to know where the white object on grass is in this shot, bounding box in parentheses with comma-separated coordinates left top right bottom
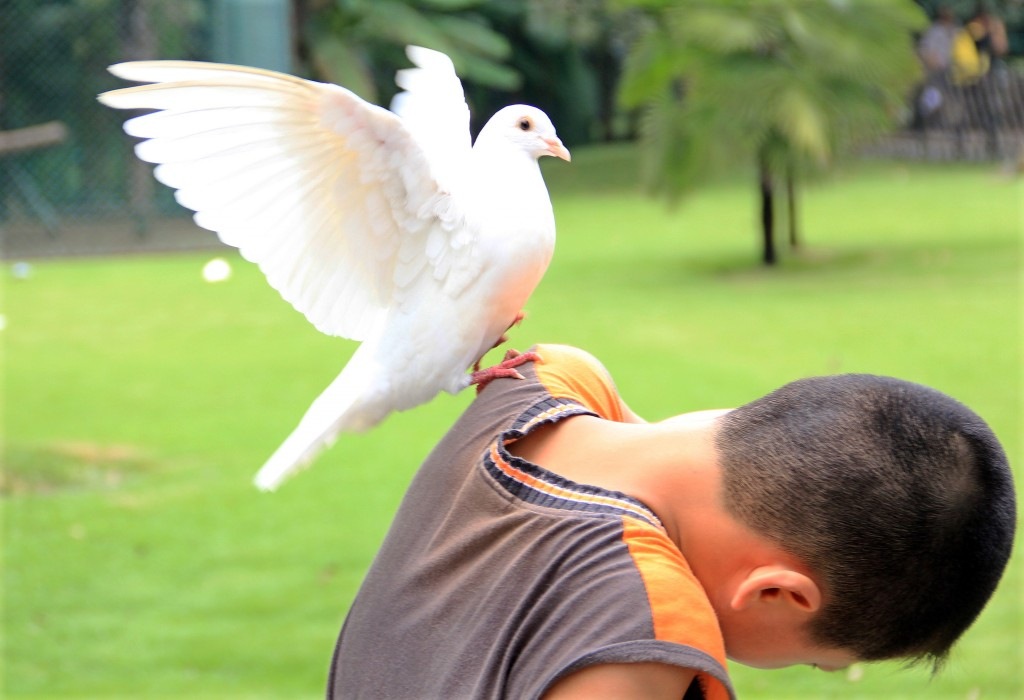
(202, 257, 232, 283)
(11, 262, 33, 280)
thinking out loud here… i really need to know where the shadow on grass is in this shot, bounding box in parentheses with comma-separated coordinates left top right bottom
(563, 237, 1007, 292)
(2, 442, 158, 496)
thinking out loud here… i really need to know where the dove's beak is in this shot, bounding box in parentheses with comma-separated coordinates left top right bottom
(543, 137, 571, 162)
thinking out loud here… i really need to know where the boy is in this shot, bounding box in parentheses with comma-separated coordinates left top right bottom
(328, 344, 1015, 699)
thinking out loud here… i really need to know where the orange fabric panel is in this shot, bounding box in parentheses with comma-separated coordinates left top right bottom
(532, 344, 627, 421)
(621, 517, 731, 700)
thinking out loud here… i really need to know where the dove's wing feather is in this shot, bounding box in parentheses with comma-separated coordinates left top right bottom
(107, 60, 313, 86)
(391, 45, 484, 303)
(99, 60, 476, 341)
(389, 46, 471, 191)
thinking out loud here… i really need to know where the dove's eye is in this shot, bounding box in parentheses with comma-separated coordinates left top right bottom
(518, 117, 532, 131)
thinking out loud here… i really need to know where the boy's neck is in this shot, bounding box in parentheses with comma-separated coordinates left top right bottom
(505, 410, 728, 547)
(506, 410, 775, 599)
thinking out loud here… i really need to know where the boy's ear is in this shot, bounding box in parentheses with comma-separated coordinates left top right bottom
(730, 565, 822, 614)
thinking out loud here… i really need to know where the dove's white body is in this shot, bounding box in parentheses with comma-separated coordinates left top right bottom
(99, 48, 567, 490)
(268, 150, 555, 484)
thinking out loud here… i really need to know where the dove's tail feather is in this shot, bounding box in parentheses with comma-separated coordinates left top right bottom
(253, 348, 381, 492)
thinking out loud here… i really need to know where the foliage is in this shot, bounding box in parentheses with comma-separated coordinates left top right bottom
(517, 0, 646, 141)
(617, 0, 928, 263)
(299, 0, 519, 105)
(620, 0, 928, 197)
(299, 0, 645, 143)
(459, 1, 601, 141)
(295, 0, 652, 143)
(4, 152, 1021, 698)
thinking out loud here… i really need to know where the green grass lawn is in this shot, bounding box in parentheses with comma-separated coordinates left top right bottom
(3, 149, 1021, 699)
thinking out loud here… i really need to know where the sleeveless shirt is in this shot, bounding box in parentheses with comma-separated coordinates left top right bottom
(327, 344, 734, 700)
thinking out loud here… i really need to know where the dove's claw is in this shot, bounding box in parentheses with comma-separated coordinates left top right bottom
(502, 348, 527, 363)
(470, 350, 541, 394)
(496, 349, 540, 370)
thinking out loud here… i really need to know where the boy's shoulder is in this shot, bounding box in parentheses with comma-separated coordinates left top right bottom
(529, 343, 631, 422)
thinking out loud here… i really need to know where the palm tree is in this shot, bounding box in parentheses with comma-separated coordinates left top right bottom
(619, 0, 926, 265)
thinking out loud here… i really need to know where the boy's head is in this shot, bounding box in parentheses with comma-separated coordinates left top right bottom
(715, 373, 1015, 668)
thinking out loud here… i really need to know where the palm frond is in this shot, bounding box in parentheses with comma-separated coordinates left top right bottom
(619, 0, 927, 190)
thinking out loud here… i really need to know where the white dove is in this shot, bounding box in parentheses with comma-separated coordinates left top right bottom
(98, 46, 570, 491)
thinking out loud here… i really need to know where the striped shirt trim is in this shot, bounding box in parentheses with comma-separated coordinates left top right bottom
(482, 398, 664, 530)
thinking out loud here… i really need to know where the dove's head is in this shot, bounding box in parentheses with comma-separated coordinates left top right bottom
(476, 105, 571, 162)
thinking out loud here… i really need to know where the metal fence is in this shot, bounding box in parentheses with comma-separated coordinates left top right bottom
(0, 0, 296, 258)
(864, 64, 1024, 162)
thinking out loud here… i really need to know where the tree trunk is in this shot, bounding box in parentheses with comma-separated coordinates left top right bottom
(595, 27, 620, 142)
(759, 151, 777, 266)
(786, 163, 799, 249)
(121, 0, 157, 236)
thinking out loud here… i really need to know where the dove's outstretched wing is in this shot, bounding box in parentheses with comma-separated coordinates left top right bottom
(98, 51, 475, 341)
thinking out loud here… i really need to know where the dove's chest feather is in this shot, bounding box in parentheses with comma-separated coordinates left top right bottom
(466, 197, 554, 329)
(467, 155, 557, 278)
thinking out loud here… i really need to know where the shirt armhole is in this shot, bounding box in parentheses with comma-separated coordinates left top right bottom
(538, 641, 734, 700)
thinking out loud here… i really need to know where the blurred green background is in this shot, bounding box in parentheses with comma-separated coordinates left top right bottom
(3, 1, 1022, 698)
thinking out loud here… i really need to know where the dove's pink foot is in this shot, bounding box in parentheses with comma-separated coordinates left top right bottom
(471, 349, 541, 395)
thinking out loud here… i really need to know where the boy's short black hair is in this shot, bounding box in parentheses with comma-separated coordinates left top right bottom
(715, 374, 1015, 668)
